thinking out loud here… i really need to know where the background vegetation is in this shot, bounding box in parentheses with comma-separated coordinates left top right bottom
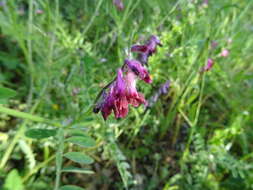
(0, 0, 253, 189)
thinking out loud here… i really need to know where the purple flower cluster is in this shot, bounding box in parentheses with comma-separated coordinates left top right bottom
(94, 35, 162, 120)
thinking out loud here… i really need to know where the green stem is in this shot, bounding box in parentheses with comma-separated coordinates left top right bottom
(82, 0, 104, 36)
(54, 128, 64, 190)
(0, 123, 26, 169)
(27, 0, 34, 107)
(22, 155, 55, 182)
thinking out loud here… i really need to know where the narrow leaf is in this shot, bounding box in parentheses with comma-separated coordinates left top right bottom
(25, 128, 57, 139)
(62, 166, 94, 174)
(66, 136, 96, 148)
(60, 185, 85, 190)
(64, 152, 94, 164)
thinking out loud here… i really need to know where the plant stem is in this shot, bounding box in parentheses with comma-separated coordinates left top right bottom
(54, 128, 64, 190)
(27, 0, 34, 107)
(22, 155, 55, 182)
(0, 123, 26, 169)
(82, 0, 104, 36)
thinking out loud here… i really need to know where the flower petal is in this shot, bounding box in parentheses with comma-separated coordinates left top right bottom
(125, 59, 152, 83)
(131, 45, 148, 53)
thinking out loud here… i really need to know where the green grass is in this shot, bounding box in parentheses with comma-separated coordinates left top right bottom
(0, 0, 253, 189)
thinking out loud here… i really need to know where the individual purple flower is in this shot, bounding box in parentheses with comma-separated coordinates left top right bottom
(113, 0, 124, 11)
(124, 59, 152, 83)
(94, 69, 129, 120)
(131, 35, 162, 65)
(124, 70, 146, 107)
(220, 49, 229, 57)
(112, 69, 129, 118)
(201, 58, 214, 72)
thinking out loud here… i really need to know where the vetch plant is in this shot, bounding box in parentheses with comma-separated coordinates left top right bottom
(93, 35, 162, 120)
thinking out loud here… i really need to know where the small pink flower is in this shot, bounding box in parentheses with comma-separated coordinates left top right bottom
(201, 58, 214, 72)
(220, 49, 229, 57)
(113, 0, 124, 11)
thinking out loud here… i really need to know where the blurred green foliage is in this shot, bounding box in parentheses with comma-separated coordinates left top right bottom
(0, 0, 253, 189)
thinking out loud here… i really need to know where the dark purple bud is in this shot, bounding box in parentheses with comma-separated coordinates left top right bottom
(131, 45, 148, 53)
(131, 35, 162, 66)
(113, 0, 124, 11)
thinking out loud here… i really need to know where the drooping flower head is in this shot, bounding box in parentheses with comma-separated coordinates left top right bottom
(94, 35, 162, 120)
(94, 69, 129, 120)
